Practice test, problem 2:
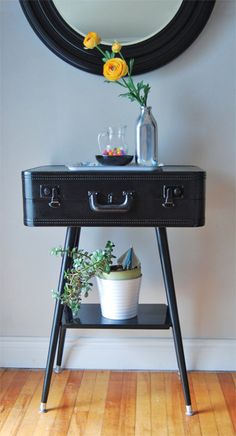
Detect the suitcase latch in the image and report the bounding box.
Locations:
[162,185,183,208]
[40,185,61,208]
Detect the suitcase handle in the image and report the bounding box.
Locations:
[88,191,134,213]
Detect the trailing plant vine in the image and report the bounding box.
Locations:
[51,240,115,314]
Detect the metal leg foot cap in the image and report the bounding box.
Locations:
[54,365,62,374]
[39,402,47,413]
[186,405,194,416]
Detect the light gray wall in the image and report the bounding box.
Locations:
[1,1,235,351]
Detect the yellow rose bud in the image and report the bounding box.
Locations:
[103,58,128,81]
[112,41,122,53]
[83,32,101,49]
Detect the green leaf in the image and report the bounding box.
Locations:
[105,50,112,59]
[119,92,132,98]
[126,77,136,90]
[137,81,144,91]
[129,58,134,75]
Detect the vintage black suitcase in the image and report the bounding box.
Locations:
[22,165,206,227]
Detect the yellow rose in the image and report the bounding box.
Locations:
[83,32,101,49]
[103,58,128,81]
[112,41,122,53]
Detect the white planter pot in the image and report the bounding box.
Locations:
[96,274,142,320]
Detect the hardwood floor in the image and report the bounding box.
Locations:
[0,369,235,435]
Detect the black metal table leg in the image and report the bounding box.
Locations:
[40,226,81,413]
[55,286,78,371]
[155,227,193,416]
[54,327,66,373]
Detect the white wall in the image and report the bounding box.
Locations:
[0,0,235,370]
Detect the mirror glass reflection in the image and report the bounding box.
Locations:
[53,0,183,45]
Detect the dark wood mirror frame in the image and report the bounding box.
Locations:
[19,0,215,75]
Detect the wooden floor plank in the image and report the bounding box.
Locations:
[52,370,84,436]
[191,371,219,436]
[0,370,29,431]
[232,372,236,388]
[14,372,44,436]
[135,372,151,435]
[150,372,168,436]
[0,370,19,404]
[165,372,186,436]
[0,371,42,436]
[206,372,235,436]
[117,372,136,436]
[67,370,97,435]
[82,370,110,436]
[32,370,71,436]
[101,371,123,436]
[0,369,6,378]
[181,373,203,436]
[218,372,236,433]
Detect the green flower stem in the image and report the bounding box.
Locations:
[121,77,144,106]
[113,80,127,88]
[96,45,107,58]
[116,79,142,105]
[119,51,146,105]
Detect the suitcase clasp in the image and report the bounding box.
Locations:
[162,185,183,208]
[40,185,61,208]
[49,187,61,208]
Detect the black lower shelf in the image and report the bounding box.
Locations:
[62,304,171,329]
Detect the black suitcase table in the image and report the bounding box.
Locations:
[22,164,206,415]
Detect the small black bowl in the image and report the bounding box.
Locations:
[96,155,133,166]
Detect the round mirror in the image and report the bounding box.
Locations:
[52,0,183,45]
[19,0,215,75]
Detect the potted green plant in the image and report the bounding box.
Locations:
[96,247,142,320]
[51,242,142,320]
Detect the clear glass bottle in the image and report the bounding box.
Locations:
[135,106,158,166]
